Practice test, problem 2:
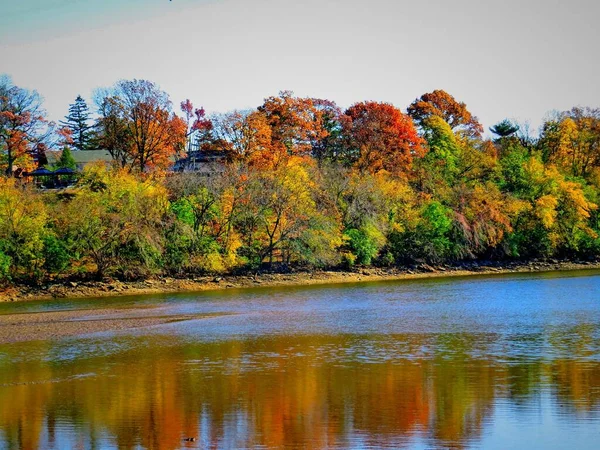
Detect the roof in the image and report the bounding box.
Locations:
[27,167,54,176]
[46,149,114,165]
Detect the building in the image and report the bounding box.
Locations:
[45,149,114,171]
[173,150,227,175]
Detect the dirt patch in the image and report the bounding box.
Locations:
[0,307,218,344]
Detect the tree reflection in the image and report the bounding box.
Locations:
[0,333,599,449]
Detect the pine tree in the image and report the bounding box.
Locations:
[490,119,520,139]
[57,147,77,170]
[60,95,92,151]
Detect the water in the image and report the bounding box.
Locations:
[0,270,599,449]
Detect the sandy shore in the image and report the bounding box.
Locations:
[1,259,600,305]
[0,307,223,344]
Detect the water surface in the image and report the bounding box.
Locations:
[1,270,599,449]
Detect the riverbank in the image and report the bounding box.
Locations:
[2,259,600,303]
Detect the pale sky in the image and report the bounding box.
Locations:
[1,0,599,133]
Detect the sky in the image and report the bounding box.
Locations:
[1,0,599,133]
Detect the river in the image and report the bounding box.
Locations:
[1,270,599,449]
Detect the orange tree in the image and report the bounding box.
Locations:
[342,102,425,179]
[407,89,483,138]
[96,79,187,172]
[0,75,51,176]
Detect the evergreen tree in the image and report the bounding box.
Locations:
[60,95,92,150]
[490,119,519,139]
[57,147,77,170]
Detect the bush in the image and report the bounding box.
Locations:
[344,228,380,265]
[42,234,71,274]
[0,250,11,283]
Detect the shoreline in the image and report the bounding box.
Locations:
[2,260,600,303]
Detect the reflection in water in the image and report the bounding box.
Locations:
[1,271,600,449]
[1,334,599,449]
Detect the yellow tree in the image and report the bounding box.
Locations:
[62,164,170,277]
[238,156,341,266]
[0,178,47,279]
[540,108,600,178]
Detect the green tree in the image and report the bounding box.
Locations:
[56,147,77,170]
[60,95,93,151]
[490,119,519,139]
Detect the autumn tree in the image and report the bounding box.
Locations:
[0,75,51,175]
[342,102,424,178]
[310,99,345,163]
[538,107,600,178]
[257,91,328,161]
[60,95,93,150]
[0,178,48,280]
[63,164,170,277]
[234,157,341,266]
[407,90,483,138]
[180,99,213,151]
[210,110,272,160]
[95,79,187,172]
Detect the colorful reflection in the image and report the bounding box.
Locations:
[1,333,599,449]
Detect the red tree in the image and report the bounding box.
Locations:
[343,102,425,178]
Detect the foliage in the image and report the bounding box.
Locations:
[2,76,600,283]
[408,89,483,138]
[95,79,187,172]
[61,166,169,278]
[56,147,77,170]
[342,102,424,178]
[490,119,519,139]
[59,95,93,151]
[0,76,51,176]
[0,178,47,280]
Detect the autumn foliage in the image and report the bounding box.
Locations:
[408,89,484,138]
[96,79,187,172]
[343,101,425,178]
[2,75,600,282]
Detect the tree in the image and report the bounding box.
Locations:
[56,147,77,170]
[180,99,213,151]
[64,164,170,277]
[0,178,48,279]
[258,91,328,160]
[0,75,51,175]
[234,157,341,266]
[310,99,345,163]
[95,79,187,172]
[60,95,93,150]
[210,110,272,161]
[538,108,600,178]
[407,90,483,138]
[342,102,424,178]
[413,116,462,198]
[490,119,519,139]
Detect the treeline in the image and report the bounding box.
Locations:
[1,75,600,282]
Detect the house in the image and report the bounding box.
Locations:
[173,150,227,175]
[46,149,114,171]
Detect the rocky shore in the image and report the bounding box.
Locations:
[2,259,600,303]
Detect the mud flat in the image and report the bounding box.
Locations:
[1,259,599,304]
